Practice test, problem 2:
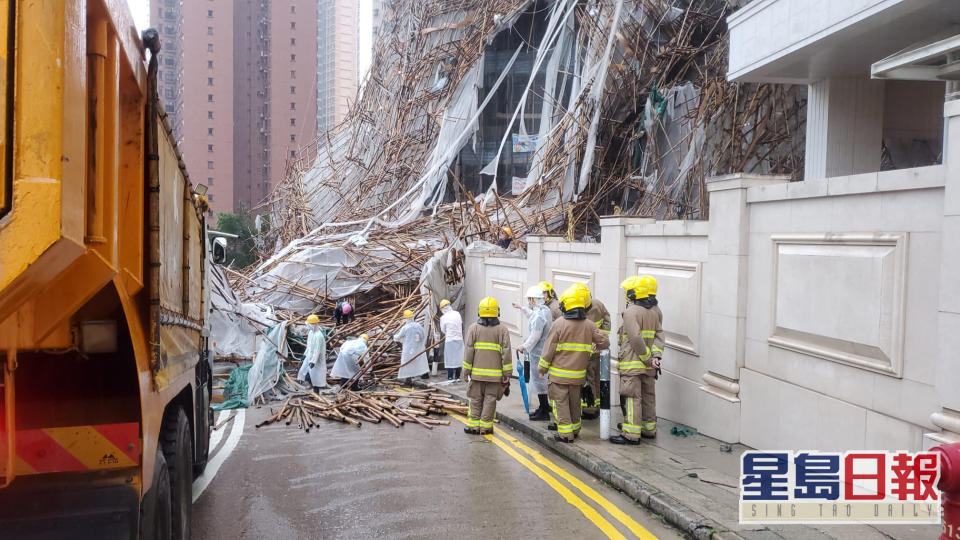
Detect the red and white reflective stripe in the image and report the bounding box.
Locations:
[0,422,140,476]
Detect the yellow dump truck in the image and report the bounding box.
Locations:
[0,1,215,538]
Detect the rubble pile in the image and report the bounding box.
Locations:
[214,0,806,396]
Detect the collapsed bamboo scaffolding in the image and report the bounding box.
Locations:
[255,388,463,432]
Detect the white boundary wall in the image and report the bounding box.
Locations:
[466,157,960,450]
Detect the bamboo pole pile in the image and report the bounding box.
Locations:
[255,388,464,432]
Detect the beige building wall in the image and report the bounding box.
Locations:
[180,0,234,214]
[269,0,319,195]
[317,0,359,132]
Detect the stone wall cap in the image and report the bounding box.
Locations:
[707,173,791,192]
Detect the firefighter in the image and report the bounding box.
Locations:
[462,297,513,435]
[538,280,563,320]
[610,277,660,445]
[538,283,609,443]
[581,295,611,420]
[639,275,664,361]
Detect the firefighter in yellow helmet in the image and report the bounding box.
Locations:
[538,284,609,442]
[639,275,664,361]
[610,277,661,445]
[462,297,513,435]
[538,280,562,320]
[580,284,611,420]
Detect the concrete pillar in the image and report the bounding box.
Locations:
[927,98,960,448]
[805,78,885,180]
[698,173,788,442]
[598,217,629,422]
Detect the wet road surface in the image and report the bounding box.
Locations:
[192,399,683,539]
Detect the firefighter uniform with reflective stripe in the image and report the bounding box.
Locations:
[463,322,512,433]
[618,303,660,440]
[650,303,664,360]
[538,318,610,440]
[582,300,611,416]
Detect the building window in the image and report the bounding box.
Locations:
[207,127,214,135]
[290,134,296,142]
[207,111,213,119]
[290,22,296,30]
[158,71,163,81]
[207,77,213,86]
[208,60,213,69]
[290,5,295,13]
[207,161,214,169]
[164,103,174,113]
[207,9,213,17]
[207,94,213,102]
[290,118,296,126]
[165,88,174,99]
[290,54,296,62]
[208,194,213,203]
[290,86,295,94]
[207,43,213,52]
[207,144,214,152]
[290,150,296,158]
[290,38,295,46]
[165,57,174,66]
[208,177,213,185]
[290,102,295,110]
[207,26,213,36]
[290,70,296,79]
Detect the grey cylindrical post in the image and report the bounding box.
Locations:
[599,350,611,440]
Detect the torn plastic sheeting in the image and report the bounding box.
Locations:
[420,240,466,323]
[246,322,289,405]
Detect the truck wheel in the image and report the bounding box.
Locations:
[193,378,212,477]
[162,408,193,540]
[139,447,172,540]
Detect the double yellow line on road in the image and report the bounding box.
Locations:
[450,413,658,539]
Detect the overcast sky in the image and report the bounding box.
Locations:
[125,0,372,79]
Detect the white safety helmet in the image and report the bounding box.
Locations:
[525,285,544,299]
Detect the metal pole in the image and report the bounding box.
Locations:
[599,350,611,440]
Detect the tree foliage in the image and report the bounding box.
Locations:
[216,209,265,270]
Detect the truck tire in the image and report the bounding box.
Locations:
[162,408,193,540]
[193,372,212,477]
[140,447,172,540]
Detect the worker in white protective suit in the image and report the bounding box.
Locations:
[514,286,553,421]
[297,314,328,392]
[331,334,369,390]
[395,310,429,385]
[438,299,463,382]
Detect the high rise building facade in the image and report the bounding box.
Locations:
[317,0,359,133]
[150,0,320,213]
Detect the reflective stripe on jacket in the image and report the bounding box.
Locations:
[618,303,658,375]
[463,322,512,383]
[538,317,609,385]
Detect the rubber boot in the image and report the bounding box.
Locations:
[529,394,550,421]
[421,373,430,380]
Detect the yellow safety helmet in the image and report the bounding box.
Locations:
[639,275,657,295]
[538,281,554,292]
[306,314,320,325]
[478,297,500,318]
[439,299,451,309]
[620,276,649,301]
[558,283,590,311]
[503,226,513,235]
[403,309,415,319]
[360,333,369,341]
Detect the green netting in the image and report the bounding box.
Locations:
[212,365,251,410]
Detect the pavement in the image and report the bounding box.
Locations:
[191,394,685,539]
[424,374,942,540]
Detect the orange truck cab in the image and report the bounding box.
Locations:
[0,1,214,537]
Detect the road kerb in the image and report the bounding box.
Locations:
[419,382,749,540]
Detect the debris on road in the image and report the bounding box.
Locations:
[255,388,465,432]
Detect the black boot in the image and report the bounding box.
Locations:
[404,377,413,386]
[610,435,641,446]
[528,394,550,421]
[421,373,430,380]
